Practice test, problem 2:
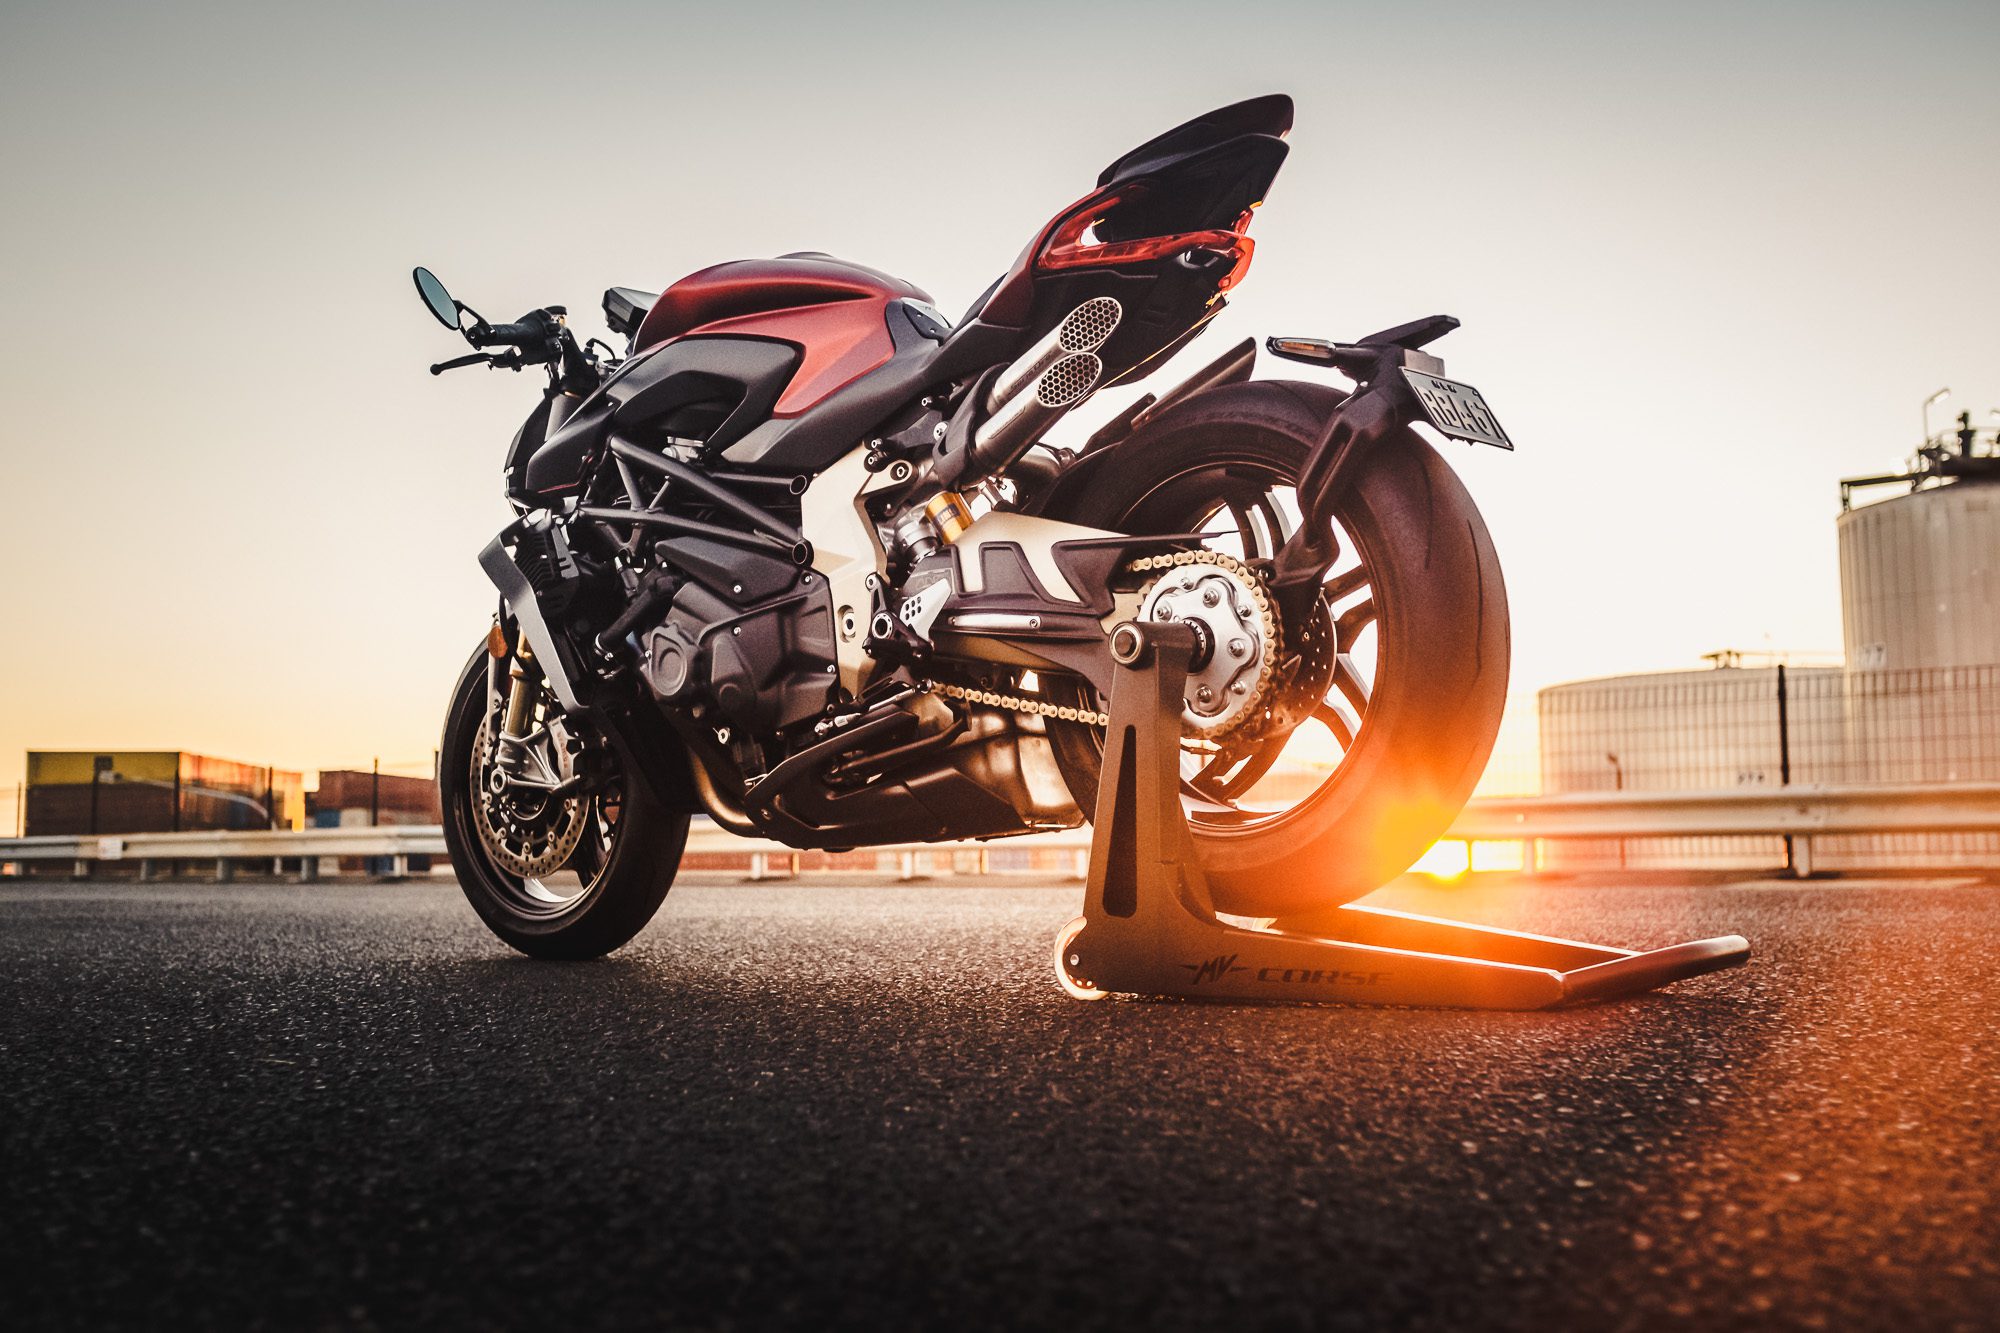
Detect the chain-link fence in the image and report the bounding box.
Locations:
[1537,664,2000,871]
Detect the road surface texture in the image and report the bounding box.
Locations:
[3,872,1995,1331]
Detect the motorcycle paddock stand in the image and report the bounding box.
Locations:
[1053,622,1750,1009]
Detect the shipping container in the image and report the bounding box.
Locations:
[307,769,440,823]
[22,751,304,836]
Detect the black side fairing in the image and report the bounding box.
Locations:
[520,337,801,497]
[504,394,556,500]
[717,298,950,473]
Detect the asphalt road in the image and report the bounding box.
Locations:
[3,871,1995,1331]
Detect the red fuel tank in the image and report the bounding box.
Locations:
[633,255,929,417]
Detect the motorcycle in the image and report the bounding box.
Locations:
[413,94,1513,959]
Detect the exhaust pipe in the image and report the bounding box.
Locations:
[978,351,1102,453]
[935,350,1103,489]
[983,297,1122,412]
[926,300,1116,491]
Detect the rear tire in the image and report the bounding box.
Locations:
[439,646,688,959]
[1046,380,1509,918]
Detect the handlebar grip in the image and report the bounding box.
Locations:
[471,320,544,350]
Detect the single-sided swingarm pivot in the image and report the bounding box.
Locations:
[1054,622,1750,1009]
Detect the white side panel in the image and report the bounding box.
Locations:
[799,447,881,697]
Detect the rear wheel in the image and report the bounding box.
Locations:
[1046,380,1509,917]
[439,644,688,959]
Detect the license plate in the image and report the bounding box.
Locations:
[1403,369,1513,450]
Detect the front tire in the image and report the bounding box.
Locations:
[1046,380,1509,918]
[439,645,688,959]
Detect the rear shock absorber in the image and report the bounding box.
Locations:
[892,490,975,563]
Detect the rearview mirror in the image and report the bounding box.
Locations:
[412,267,463,330]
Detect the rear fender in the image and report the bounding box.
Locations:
[1034,375,1350,526]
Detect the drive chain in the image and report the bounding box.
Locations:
[930,680,1109,728]
[925,549,1280,739]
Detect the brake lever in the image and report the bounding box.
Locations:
[429,351,528,375]
[430,352,491,375]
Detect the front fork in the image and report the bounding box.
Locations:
[488,624,540,780]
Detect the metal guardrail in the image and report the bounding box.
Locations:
[1452,783,2000,837]
[0,822,1081,883]
[0,824,448,881]
[1453,782,2000,876]
[685,825,1096,882]
[4,782,1999,881]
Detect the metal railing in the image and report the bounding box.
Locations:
[0,824,448,882]
[7,782,1999,882]
[1454,781,2000,876]
[0,822,1082,883]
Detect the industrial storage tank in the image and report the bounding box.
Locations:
[1526,420,2000,874]
[1537,666,1843,870]
[1830,433,2000,867]
[1838,480,2000,671]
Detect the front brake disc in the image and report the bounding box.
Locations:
[470,723,590,879]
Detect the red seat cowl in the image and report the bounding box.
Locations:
[633,254,931,351]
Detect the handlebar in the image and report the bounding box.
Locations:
[428,302,598,391]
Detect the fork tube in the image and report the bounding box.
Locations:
[497,638,539,775]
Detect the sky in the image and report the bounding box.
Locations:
[1,0,1997,810]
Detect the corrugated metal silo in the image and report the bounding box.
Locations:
[1839,481,2000,671]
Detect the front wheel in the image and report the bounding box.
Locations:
[1045,379,1509,918]
[439,643,688,959]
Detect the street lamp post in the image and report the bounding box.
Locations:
[1922,387,1950,446]
[1606,752,1626,871]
